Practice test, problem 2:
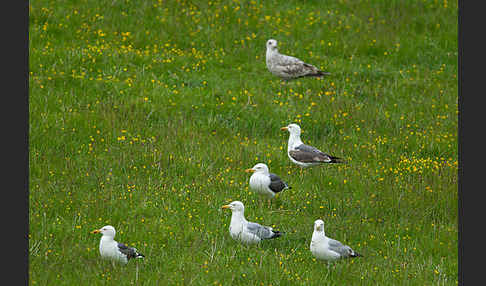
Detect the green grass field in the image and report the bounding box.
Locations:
[29,0,458,285]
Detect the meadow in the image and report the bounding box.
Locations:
[29,0,458,285]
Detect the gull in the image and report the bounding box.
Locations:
[221,201,282,244]
[91,225,145,265]
[245,163,291,200]
[266,39,331,80]
[310,219,362,261]
[281,123,343,167]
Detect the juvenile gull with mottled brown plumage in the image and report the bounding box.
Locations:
[266,39,331,80]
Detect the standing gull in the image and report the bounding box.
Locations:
[91,225,145,265]
[266,39,331,80]
[245,163,291,200]
[310,219,362,261]
[281,123,343,167]
[221,201,282,244]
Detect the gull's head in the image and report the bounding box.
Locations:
[266,39,278,51]
[91,225,116,238]
[281,123,301,136]
[314,219,325,232]
[222,201,245,213]
[245,163,269,174]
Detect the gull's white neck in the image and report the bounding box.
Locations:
[99,235,116,255]
[266,47,278,62]
[100,235,115,244]
[230,210,247,226]
[288,133,303,151]
[312,230,327,243]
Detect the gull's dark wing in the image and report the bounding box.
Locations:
[246,222,282,240]
[289,144,342,163]
[268,173,291,193]
[117,243,145,260]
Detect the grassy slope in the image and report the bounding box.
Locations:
[29,0,457,285]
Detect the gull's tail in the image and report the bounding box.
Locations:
[302,63,331,78]
[135,252,145,259]
[304,70,331,78]
[316,70,331,76]
[284,182,292,190]
[133,248,145,259]
[328,155,344,163]
[269,230,284,239]
[350,251,362,258]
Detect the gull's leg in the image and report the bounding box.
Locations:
[135,261,139,282]
[258,198,264,209]
[280,79,288,97]
[299,167,305,182]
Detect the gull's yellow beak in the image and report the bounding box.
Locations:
[221,205,231,210]
[245,168,255,173]
[90,229,101,234]
[281,126,288,131]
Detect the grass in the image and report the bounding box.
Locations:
[29,0,458,285]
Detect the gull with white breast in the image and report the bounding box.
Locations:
[310,219,362,261]
[281,123,343,167]
[91,225,145,265]
[221,201,283,244]
[245,163,291,200]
